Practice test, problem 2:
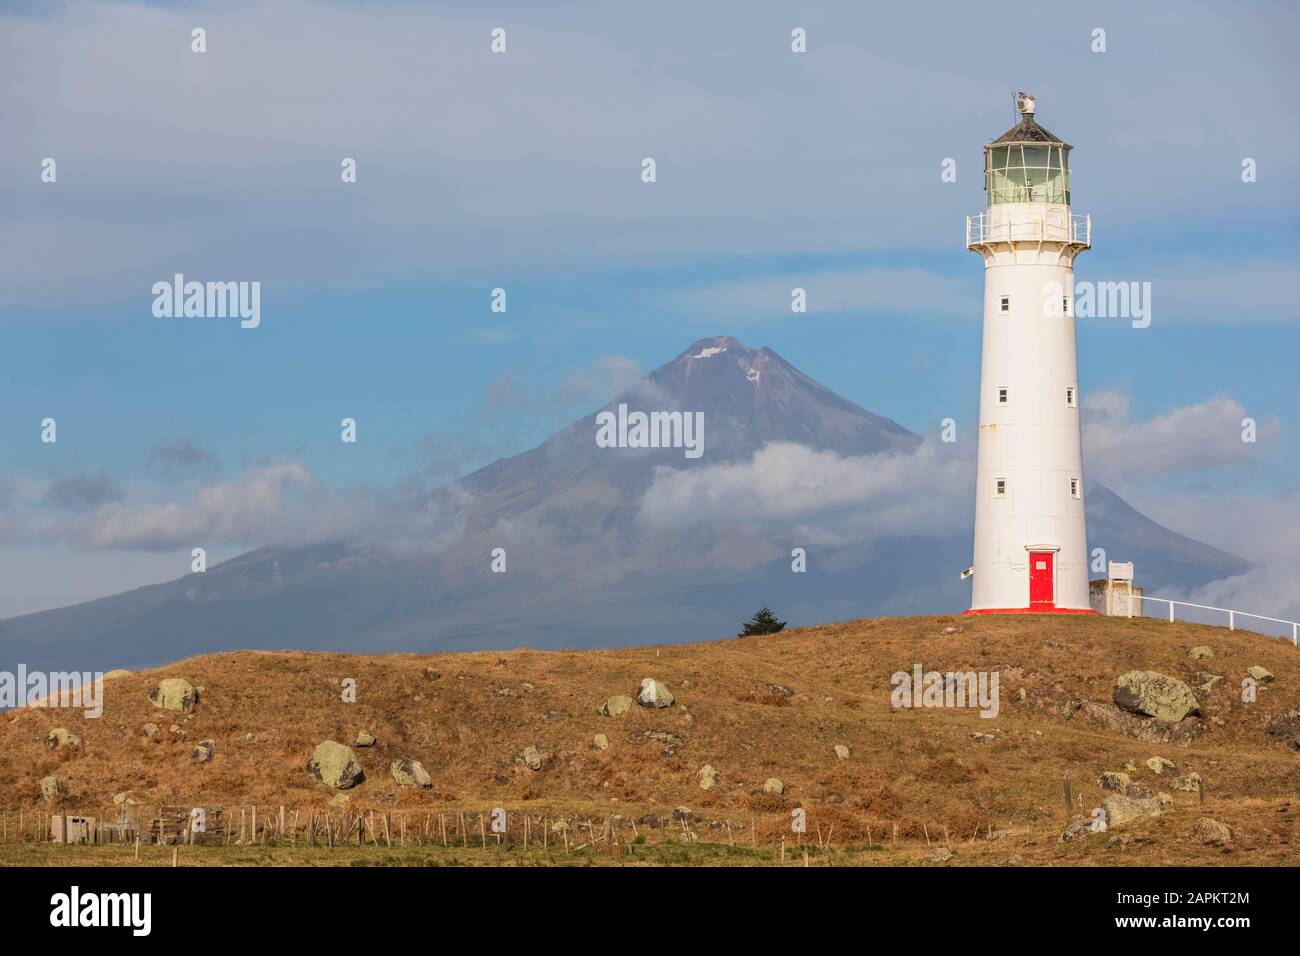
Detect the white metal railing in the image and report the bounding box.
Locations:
[1132,594,1299,646]
[966,210,1091,247]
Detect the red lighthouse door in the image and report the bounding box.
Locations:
[1029,552,1055,610]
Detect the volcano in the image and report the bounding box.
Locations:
[0,337,1251,672]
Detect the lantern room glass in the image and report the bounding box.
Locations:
[984,143,1071,205]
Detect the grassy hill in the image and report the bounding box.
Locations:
[2,614,1297,866]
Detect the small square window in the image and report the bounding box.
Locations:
[999,296,1010,312]
[1066,387,1076,407]
[1070,478,1080,499]
[997,387,1009,405]
[995,478,1007,498]
[1062,296,1070,315]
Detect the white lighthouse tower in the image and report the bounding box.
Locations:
[965,93,1097,615]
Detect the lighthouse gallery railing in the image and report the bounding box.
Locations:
[966,211,1091,247]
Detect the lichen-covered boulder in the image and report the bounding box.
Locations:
[1193,817,1232,846]
[1104,792,1172,827]
[834,744,851,761]
[763,777,784,796]
[1189,646,1214,661]
[1100,771,1131,793]
[46,728,83,751]
[1174,772,1203,792]
[191,739,216,762]
[522,745,544,771]
[307,740,363,789]
[1113,671,1198,722]
[354,731,376,747]
[140,722,160,742]
[390,758,432,788]
[169,724,186,742]
[637,678,675,709]
[113,791,135,806]
[1248,665,1274,684]
[149,678,197,713]
[591,733,609,751]
[40,776,65,801]
[697,764,719,790]
[598,695,633,717]
[1146,756,1175,774]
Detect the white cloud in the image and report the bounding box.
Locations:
[1083,391,1278,484]
[637,441,972,546]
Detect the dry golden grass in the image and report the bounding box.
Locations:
[2,614,1297,866]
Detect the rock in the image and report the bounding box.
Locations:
[1106,834,1130,850]
[673,806,694,823]
[422,667,441,680]
[306,740,364,789]
[148,678,198,713]
[39,776,65,801]
[1198,673,1224,692]
[762,777,784,796]
[1146,756,1175,774]
[970,732,996,744]
[697,764,719,790]
[598,695,633,717]
[637,678,675,709]
[591,733,609,751]
[140,722,160,742]
[1113,671,1199,722]
[1248,666,1274,684]
[354,731,376,747]
[191,739,216,762]
[45,727,83,751]
[942,625,962,634]
[113,791,136,805]
[1104,793,1170,827]
[1174,772,1203,792]
[169,724,186,742]
[102,669,132,680]
[925,847,953,863]
[1265,711,1300,750]
[390,758,432,788]
[522,745,543,771]
[1192,817,1232,846]
[1060,816,1095,843]
[1099,771,1131,793]
[1189,646,1214,661]
[833,744,851,761]
[767,683,795,698]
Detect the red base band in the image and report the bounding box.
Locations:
[962,607,1099,615]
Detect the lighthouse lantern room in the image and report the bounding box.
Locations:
[965,93,1096,614]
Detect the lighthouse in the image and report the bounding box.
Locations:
[965,93,1096,614]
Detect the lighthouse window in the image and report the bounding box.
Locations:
[986,143,1071,206]
[1066,386,1076,407]
[995,478,1007,498]
[1063,296,1070,315]
[999,296,1010,312]
[1070,478,1081,498]
[997,387,1009,405]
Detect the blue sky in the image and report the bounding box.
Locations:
[1,0,1297,616]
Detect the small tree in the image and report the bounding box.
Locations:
[739,606,786,637]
